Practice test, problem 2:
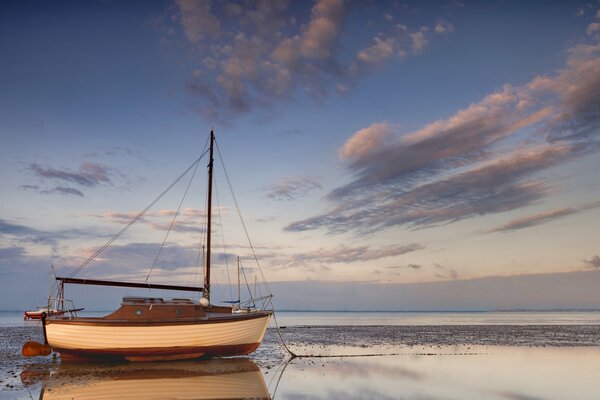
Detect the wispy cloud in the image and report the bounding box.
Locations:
[72,241,236,279]
[434,263,458,280]
[386,263,422,270]
[0,246,27,259]
[434,19,454,35]
[52,186,85,197]
[287,35,600,234]
[355,36,396,66]
[21,184,85,197]
[287,143,581,233]
[91,208,212,234]
[338,122,392,161]
[284,243,424,266]
[0,218,58,248]
[488,200,600,233]
[176,0,221,44]
[30,162,113,187]
[410,27,429,53]
[380,264,423,275]
[583,255,600,269]
[173,0,454,121]
[264,175,322,201]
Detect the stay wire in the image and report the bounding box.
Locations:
[239,261,255,308]
[67,149,209,279]
[214,138,297,357]
[145,154,201,282]
[214,139,273,296]
[214,176,234,301]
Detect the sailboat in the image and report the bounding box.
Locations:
[23,130,273,362]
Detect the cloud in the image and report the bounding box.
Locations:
[286,243,424,266]
[89,242,199,273]
[68,241,237,280]
[489,208,577,233]
[434,263,458,280]
[297,0,346,59]
[180,0,347,120]
[19,184,39,191]
[30,162,113,187]
[434,19,454,34]
[386,263,422,270]
[175,1,454,121]
[587,22,600,36]
[264,175,322,201]
[176,0,221,44]
[92,208,211,234]
[583,255,600,269]
[410,27,429,53]
[330,85,550,201]
[356,36,396,65]
[338,122,392,161]
[287,143,580,233]
[287,36,600,234]
[488,200,600,233]
[54,186,85,197]
[20,184,85,197]
[0,218,58,248]
[0,246,27,259]
[497,391,547,400]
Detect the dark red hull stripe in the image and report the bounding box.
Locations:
[54,342,261,362]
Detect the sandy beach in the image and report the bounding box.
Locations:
[2,323,600,399]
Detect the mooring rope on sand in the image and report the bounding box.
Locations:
[271,312,453,359]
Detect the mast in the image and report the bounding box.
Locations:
[237,256,241,307]
[205,129,215,301]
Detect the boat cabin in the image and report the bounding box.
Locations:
[100,297,232,321]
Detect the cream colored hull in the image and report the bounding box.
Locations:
[46,313,271,361]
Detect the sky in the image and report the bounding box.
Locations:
[1,0,600,311]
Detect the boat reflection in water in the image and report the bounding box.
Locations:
[27,358,270,399]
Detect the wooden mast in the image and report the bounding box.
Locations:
[205,129,215,302]
[237,256,241,307]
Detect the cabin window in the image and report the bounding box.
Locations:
[176,309,182,315]
[135,310,142,316]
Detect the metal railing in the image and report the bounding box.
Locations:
[46,297,81,319]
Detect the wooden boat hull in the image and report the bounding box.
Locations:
[24,310,65,320]
[46,312,271,362]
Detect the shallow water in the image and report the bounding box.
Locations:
[6,344,600,399]
[4,310,600,327]
[271,346,600,399]
[273,310,600,326]
[1,313,599,399]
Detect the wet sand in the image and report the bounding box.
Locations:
[2,325,600,399]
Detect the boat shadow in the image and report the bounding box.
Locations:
[21,357,271,399]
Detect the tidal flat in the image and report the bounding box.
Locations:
[2,324,600,399]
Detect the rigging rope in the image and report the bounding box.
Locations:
[213,138,298,358]
[145,155,201,282]
[67,149,210,279]
[214,176,234,301]
[214,139,274,297]
[239,261,255,308]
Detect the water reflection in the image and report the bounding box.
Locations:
[270,346,600,400]
[22,358,270,399]
[17,346,600,399]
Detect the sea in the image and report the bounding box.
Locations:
[2,309,600,327]
[2,309,600,399]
